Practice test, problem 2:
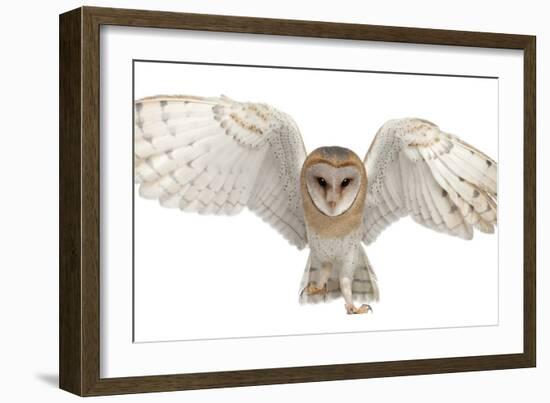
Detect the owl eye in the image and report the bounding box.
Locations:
[341,178,352,187]
[317,177,327,188]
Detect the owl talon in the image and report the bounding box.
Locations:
[305,283,327,296]
[345,303,372,315]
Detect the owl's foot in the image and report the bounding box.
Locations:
[305,283,327,296]
[345,303,372,315]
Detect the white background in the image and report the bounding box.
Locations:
[134,59,500,342]
[0,0,546,402]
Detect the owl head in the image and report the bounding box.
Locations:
[302,146,366,217]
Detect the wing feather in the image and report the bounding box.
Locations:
[135,95,308,249]
[363,118,497,245]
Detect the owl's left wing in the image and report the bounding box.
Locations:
[362,118,497,245]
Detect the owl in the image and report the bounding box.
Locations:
[134,95,497,315]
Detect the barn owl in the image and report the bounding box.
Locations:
[134,95,497,315]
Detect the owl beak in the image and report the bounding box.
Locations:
[328,201,336,210]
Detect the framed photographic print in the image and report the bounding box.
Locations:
[59,6,536,396]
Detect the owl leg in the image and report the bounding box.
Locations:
[305,262,331,296]
[340,258,371,315]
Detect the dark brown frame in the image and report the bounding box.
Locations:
[59,6,536,396]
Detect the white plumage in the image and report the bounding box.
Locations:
[363,118,497,245]
[135,95,308,248]
[134,95,497,315]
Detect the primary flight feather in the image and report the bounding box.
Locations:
[134,94,497,315]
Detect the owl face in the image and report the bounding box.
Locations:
[304,162,362,216]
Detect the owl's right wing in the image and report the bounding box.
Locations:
[135,95,308,249]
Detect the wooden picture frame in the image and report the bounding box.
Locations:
[59,6,536,396]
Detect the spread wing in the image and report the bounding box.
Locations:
[362,118,497,245]
[134,95,308,249]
